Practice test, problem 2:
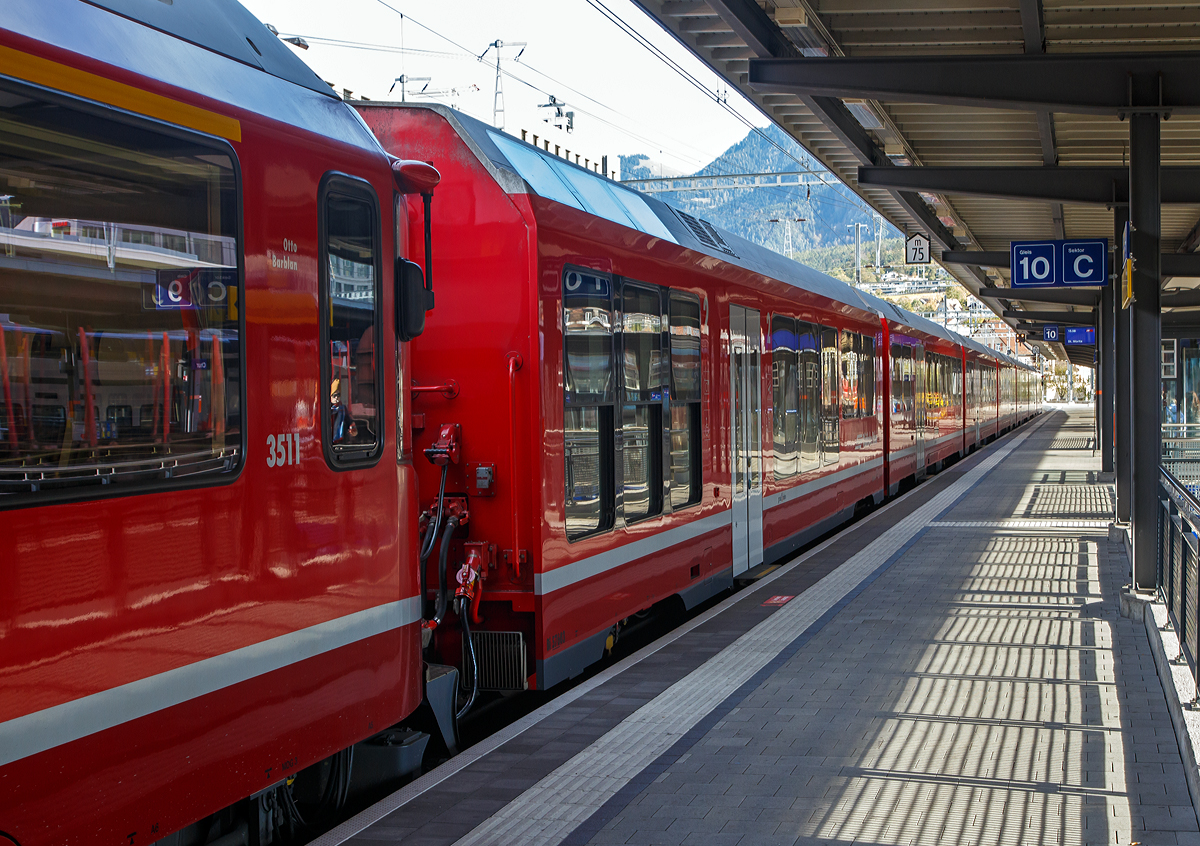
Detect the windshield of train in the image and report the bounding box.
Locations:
[0,86,241,500]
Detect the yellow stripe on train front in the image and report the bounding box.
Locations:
[0,44,242,142]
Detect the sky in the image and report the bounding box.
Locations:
[238,0,773,176]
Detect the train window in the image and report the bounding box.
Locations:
[669,293,701,509]
[563,268,615,539]
[839,332,874,420]
[839,331,858,420]
[891,344,913,430]
[0,88,241,502]
[861,335,876,419]
[620,283,662,522]
[320,177,382,466]
[771,316,799,478]
[820,327,839,464]
[797,323,820,473]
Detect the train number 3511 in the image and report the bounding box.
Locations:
[266,433,301,467]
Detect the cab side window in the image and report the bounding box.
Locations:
[320,177,382,465]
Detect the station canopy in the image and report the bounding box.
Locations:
[632,0,1200,365]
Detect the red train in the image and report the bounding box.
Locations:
[357,103,1039,694]
[0,3,1038,844]
[0,3,444,844]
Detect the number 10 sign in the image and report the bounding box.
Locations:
[1009,239,1108,287]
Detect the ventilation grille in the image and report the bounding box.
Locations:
[671,208,738,258]
[466,630,528,691]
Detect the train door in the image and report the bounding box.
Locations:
[914,344,927,470]
[730,304,763,576]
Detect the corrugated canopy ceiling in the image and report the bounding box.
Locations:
[632,0,1200,364]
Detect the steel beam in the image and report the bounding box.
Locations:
[1163,289,1200,308]
[1101,277,1115,473]
[688,0,997,294]
[945,250,1200,280]
[858,165,1200,204]
[1160,253,1200,277]
[1018,0,1064,237]
[749,52,1200,115]
[1115,207,1132,525]
[1129,75,1161,590]
[976,287,1101,306]
[1002,310,1095,325]
[943,250,1009,267]
[706,0,799,59]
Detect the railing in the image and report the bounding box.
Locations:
[1163,432,1200,496]
[1158,468,1200,694]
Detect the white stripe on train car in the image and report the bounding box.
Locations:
[535,510,733,596]
[0,596,423,768]
[762,456,884,511]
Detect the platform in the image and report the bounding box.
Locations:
[319,409,1198,846]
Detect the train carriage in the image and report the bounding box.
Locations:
[0,3,436,843]
[358,102,1038,699]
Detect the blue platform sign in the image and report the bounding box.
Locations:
[1043,325,1060,343]
[1010,239,1108,287]
[1064,326,1096,345]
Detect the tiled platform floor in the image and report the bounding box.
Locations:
[324,410,1196,846]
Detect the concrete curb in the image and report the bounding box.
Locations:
[1123,588,1200,827]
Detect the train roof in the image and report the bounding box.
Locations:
[3,0,381,150]
[422,105,1027,359]
[81,0,333,98]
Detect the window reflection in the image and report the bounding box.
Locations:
[622,404,653,521]
[669,294,701,509]
[0,92,240,498]
[325,190,379,456]
[772,316,799,478]
[621,284,662,520]
[565,405,605,536]
[564,270,614,538]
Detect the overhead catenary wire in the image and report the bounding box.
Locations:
[288,1,882,247]
[582,0,876,218]
[361,0,858,199]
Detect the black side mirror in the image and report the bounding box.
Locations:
[395,258,433,341]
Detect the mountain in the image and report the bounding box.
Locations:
[621,125,900,257]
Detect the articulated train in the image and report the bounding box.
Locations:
[360,102,1038,695]
[0,3,1038,844]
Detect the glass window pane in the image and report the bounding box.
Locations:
[1184,349,1200,426]
[669,295,701,402]
[565,406,603,538]
[669,402,698,509]
[564,270,613,403]
[552,161,638,229]
[622,404,653,521]
[840,330,858,419]
[487,131,584,211]
[772,316,798,478]
[325,190,380,456]
[622,285,662,403]
[609,184,677,243]
[0,91,240,499]
[820,327,839,463]
[797,324,820,473]
[861,335,875,418]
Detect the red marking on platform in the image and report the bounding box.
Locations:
[762,595,795,607]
